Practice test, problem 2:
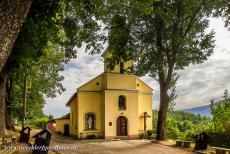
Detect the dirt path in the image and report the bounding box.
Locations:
[50,135,196,154]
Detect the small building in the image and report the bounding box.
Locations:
[57,49,153,139]
[55,113,70,136]
[45,119,56,133]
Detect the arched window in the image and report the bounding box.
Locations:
[118,96,126,110]
[85,113,96,130]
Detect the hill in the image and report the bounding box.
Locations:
[183,105,211,116]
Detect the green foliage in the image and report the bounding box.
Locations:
[152,110,213,140]
[212,0,230,28]
[139,130,155,139]
[210,89,230,133]
[7,0,104,122]
[139,132,148,139]
[25,116,49,129]
[48,115,54,120]
[147,130,155,137]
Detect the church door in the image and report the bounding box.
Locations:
[117,116,127,136]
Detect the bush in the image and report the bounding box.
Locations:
[139,130,155,139]
[139,132,148,139]
[147,130,155,137]
[25,117,49,128]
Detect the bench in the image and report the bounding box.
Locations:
[1,135,17,146]
[12,136,17,144]
[211,147,230,154]
[176,140,183,147]
[183,141,195,148]
[175,140,195,149]
[4,138,12,146]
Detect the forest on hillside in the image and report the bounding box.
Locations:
[141,90,230,148]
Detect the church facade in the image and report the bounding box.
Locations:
[55,50,153,139]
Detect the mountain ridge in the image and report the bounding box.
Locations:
[183,104,211,116]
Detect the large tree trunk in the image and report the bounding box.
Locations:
[156,83,169,140]
[0,0,32,72]
[5,78,14,129]
[0,72,7,138]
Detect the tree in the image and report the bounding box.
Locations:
[0,0,103,137]
[132,0,215,140]
[0,0,32,137]
[1,0,66,133]
[48,115,54,120]
[4,0,73,129]
[0,0,33,72]
[212,0,230,28]
[9,48,65,123]
[210,90,230,133]
[70,0,217,140]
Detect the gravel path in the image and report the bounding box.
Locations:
[50,135,196,154]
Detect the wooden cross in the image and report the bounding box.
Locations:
[143,112,151,131]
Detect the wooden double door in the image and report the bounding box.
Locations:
[117,116,127,136]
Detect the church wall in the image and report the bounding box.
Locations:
[138,93,153,132]
[69,98,78,137]
[77,92,103,138]
[106,73,136,90]
[101,91,105,136]
[136,78,153,93]
[56,119,69,134]
[104,90,139,138]
[78,74,104,91]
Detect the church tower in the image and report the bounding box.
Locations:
[102,49,133,74]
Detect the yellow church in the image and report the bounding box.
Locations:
[55,50,153,139]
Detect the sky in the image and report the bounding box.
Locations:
[43,18,230,118]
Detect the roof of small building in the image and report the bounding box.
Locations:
[55,113,70,120]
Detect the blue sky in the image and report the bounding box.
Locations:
[43,18,230,118]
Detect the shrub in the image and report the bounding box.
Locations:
[139,130,155,139]
[147,130,155,137]
[25,117,49,128]
[139,132,148,139]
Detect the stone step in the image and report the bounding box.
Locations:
[115,136,132,140]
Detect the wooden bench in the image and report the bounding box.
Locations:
[183,141,195,148]
[11,136,17,144]
[4,138,12,146]
[176,140,183,147]
[211,147,230,154]
[175,140,195,149]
